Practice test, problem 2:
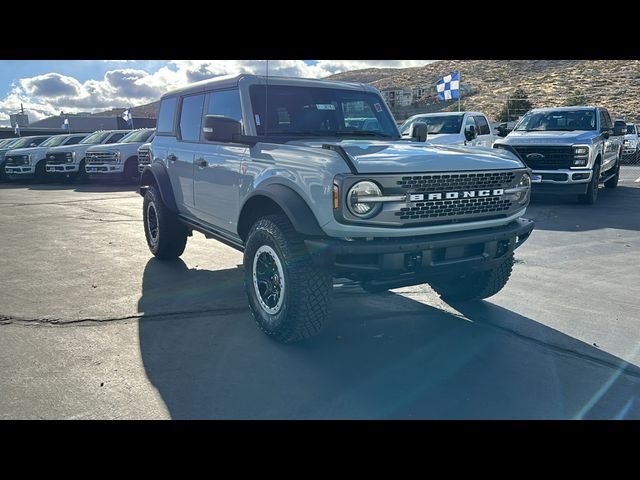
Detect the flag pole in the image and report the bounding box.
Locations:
[458,71,461,112]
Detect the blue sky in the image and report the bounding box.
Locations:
[0,60,431,125]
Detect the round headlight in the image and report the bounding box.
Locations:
[518,173,531,189]
[347,181,382,218]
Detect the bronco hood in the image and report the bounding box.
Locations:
[298,140,524,173]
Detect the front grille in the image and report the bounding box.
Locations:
[397,171,515,193]
[396,196,512,221]
[47,153,68,165]
[510,146,574,169]
[137,149,150,165]
[86,151,117,164]
[5,155,26,166]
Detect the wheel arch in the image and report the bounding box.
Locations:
[238,184,325,241]
[139,162,178,213]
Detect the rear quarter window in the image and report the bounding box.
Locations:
[157,97,178,135]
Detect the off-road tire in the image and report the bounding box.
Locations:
[430,253,514,302]
[243,214,333,343]
[143,186,188,259]
[604,158,620,189]
[578,161,600,205]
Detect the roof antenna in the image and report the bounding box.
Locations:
[265,59,269,137]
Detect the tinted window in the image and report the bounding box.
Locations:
[464,115,477,131]
[106,133,126,144]
[65,135,85,146]
[121,129,154,143]
[80,131,111,144]
[516,110,597,131]
[206,89,243,127]
[157,97,178,134]
[249,85,399,138]
[627,125,637,134]
[400,115,463,135]
[473,115,491,135]
[179,94,205,142]
[599,110,612,129]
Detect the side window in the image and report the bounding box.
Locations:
[106,133,125,144]
[65,136,84,146]
[464,115,477,131]
[473,115,491,135]
[205,89,243,127]
[157,97,178,135]
[599,110,611,129]
[179,94,205,142]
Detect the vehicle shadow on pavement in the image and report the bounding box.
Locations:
[528,185,640,232]
[137,258,640,419]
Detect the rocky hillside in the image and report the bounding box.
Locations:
[328,60,640,122]
[95,60,640,122]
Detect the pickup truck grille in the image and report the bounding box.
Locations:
[86,151,117,164]
[397,171,516,193]
[510,146,574,169]
[137,148,150,165]
[5,155,27,166]
[47,152,69,165]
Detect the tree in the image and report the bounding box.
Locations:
[497,88,534,122]
[563,91,589,106]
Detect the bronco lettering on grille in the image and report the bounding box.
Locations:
[409,189,504,202]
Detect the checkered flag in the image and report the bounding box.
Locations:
[436,71,460,101]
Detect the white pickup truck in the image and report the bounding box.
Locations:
[399,111,495,147]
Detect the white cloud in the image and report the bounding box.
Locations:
[0,60,433,126]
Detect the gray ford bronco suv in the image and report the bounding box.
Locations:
[493,106,624,204]
[139,74,534,342]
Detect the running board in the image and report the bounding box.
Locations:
[178,216,245,252]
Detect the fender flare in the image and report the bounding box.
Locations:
[139,162,178,213]
[240,184,325,237]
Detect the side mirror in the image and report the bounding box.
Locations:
[202,115,242,143]
[464,125,477,141]
[601,128,611,139]
[410,122,428,142]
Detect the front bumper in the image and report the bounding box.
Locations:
[86,164,124,175]
[305,217,534,278]
[46,164,80,173]
[530,168,591,195]
[5,166,35,176]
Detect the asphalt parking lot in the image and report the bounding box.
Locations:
[1,169,639,419]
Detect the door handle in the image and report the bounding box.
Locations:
[167,154,177,162]
[195,158,208,168]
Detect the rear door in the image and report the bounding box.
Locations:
[473,114,494,147]
[193,88,246,232]
[599,109,617,171]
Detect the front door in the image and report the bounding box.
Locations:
[194,88,246,233]
[473,114,495,147]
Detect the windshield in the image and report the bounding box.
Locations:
[120,129,154,143]
[249,85,399,139]
[80,131,113,145]
[627,125,636,135]
[41,135,69,147]
[8,136,49,149]
[515,109,597,131]
[0,138,18,149]
[400,114,464,135]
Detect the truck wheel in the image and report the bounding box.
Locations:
[243,214,333,343]
[124,159,139,184]
[75,160,89,184]
[34,161,47,182]
[604,158,620,189]
[430,254,514,302]
[0,162,7,182]
[143,186,188,259]
[578,162,600,205]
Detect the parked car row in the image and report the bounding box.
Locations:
[399,106,628,205]
[0,128,155,184]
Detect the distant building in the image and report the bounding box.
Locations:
[29,115,156,132]
[380,88,413,108]
[10,113,29,127]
